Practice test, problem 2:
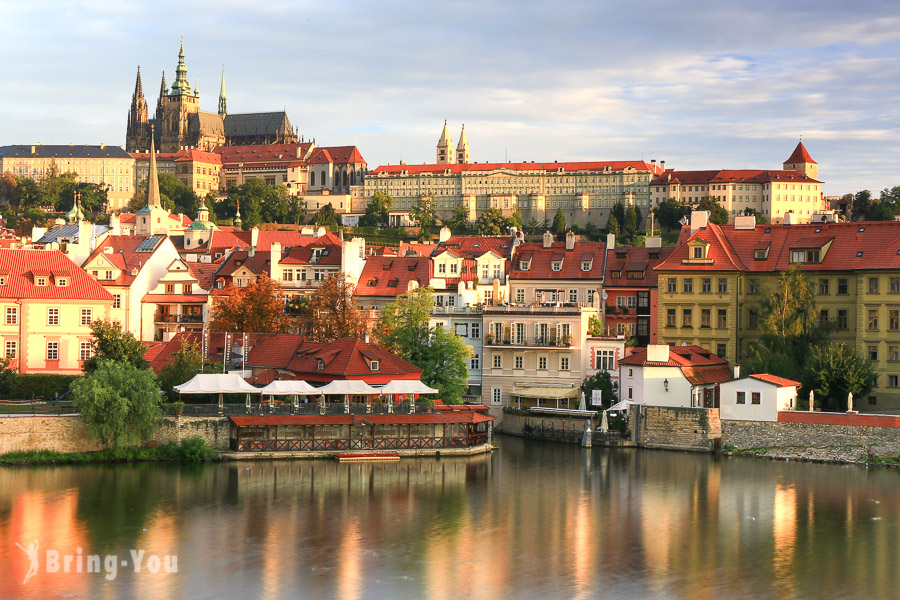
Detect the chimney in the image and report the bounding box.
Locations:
[30,146,36,155]
[100,143,105,150]
[364,331,370,343]
[606,232,615,251]
[250,226,259,249]
[690,210,709,235]
[650,159,656,167]
[542,231,553,248]
[660,160,666,171]
[734,215,756,230]
[646,344,670,363]
[270,241,282,280]
[439,226,452,243]
[733,365,741,379]
[783,211,795,226]
[565,231,575,251]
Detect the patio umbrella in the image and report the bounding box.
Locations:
[600,410,609,433]
[578,391,586,411]
[808,389,814,412]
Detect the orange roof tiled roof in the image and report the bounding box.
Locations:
[372,160,661,176]
[784,141,816,165]
[0,249,112,301]
[432,236,513,259]
[357,256,429,297]
[511,241,606,280]
[619,345,732,386]
[749,374,802,388]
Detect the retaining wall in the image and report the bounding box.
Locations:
[633,405,721,452]
[153,416,231,450]
[723,416,900,449]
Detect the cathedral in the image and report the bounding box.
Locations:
[126,41,297,153]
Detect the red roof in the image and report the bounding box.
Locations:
[749,373,802,388]
[651,168,819,186]
[372,160,661,176]
[397,242,436,257]
[784,141,816,165]
[187,261,221,291]
[604,246,674,288]
[357,256,430,297]
[308,145,366,165]
[282,338,423,382]
[511,241,606,280]
[0,249,113,301]
[433,235,513,259]
[619,345,732,386]
[247,369,296,385]
[229,412,492,427]
[174,149,222,165]
[213,143,313,166]
[84,236,164,286]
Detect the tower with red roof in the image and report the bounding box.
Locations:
[783,140,818,181]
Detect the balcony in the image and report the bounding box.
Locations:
[279,280,325,289]
[484,335,572,348]
[154,313,204,324]
[483,302,594,315]
[432,305,483,315]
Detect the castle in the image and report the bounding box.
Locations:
[126,41,297,153]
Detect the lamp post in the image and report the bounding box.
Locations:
[663,378,669,392]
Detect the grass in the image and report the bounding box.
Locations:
[0,436,218,465]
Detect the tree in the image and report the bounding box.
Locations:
[411,194,438,239]
[315,203,339,229]
[803,343,875,411]
[475,207,509,236]
[653,198,691,231]
[509,210,523,231]
[624,205,639,233]
[581,371,618,410]
[299,272,368,341]
[588,315,603,335]
[582,221,597,241]
[526,216,541,235]
[0,172,17,208]
[83,320,149,374]
[220,178,306,228]
[696,196,729,225]
[361,191,391,227]
[157,337,203,402]
[852,190,872,220]
[376,287,470,404]
[606,212,619,235]
[551,208,566,235]
[447,206,471,234]
[71,360,161,448]
[742,207,769,224]
[866,201,895,221]
[209,272,291,333]
[879,185,900,208]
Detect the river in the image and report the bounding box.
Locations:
[0,437,898,599]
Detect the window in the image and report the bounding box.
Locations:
[838,279,848,295]
[5,340,16,359]
[438,263,446,274]
[701,278,711,293]
[493,354,502,369]
[717,309,727,328]
[79,341,92,361]
[369,360,380,371]
[751,392,761,405]
[113,294,121,309]
[736,391,746,404]
[890,346,898,362]
[701,309,711,328]
[538,356,548,370]
[718,278,727,294]
[868,309,879,330]
[455,323,468,337]
[819,308,829,324]
[450,263,458,274]
[551,261,562,272]
[892,310,899,331]
[682,308,692,327]
[892,277,900,293]
[514,355,523,370]
[105,271,113,281]
[666,309,676,327]
[47,308,59,326]
[716,343,727,358]
[748,279,759,294]
[869,345,878,361]
[470,354,480,370]
[692,246,703,259]
[5,307,16,325]
[748,309,759,329]
[0,277,5,286]
[492,388,502,405]
[471,322,480,339]
[819,279,829,295]
[515,288,525,303]
[165,283,175,294]
[46,342,58,361]
[57,278,68,287]
[519,261,530,271]
[36,277,47,287]
[80,308,92,326]
[560,356,570,371]
[667,278,676,293]
[183,284,192,295]
[683,279,693,293]
[581,261,591,271]
[569,289,578,303]
[889,375,899,388]
[869,396,877,406]
[869,277,879,294]
[316,358,324,370]
[837,309,848,330]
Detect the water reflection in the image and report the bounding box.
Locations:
[0,440,898,599]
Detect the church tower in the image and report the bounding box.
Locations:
[125,66,151,152]
[155,71,167,120]
[160,40,200,152]
[218,66,227,118]
[136,128,172,237]
[436,120,454,164]
[456,124,470,164]
[783,140,818,180]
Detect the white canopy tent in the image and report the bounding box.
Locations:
[174,374,261,413]
[317,380,381,395]
[378,380,439,395]
[259,380,319,396]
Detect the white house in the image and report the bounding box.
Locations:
[719,374,801,422]
[617,344,733,408]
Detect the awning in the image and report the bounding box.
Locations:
[378,380,439,395]
[259,380,320,396]
[173,373,261,394]
[317,380,381,395]
[511,386,580,400]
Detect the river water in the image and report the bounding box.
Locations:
[0,437,898,599]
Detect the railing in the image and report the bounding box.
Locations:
[484,336,572,348]
[483,302,593,314]
[432,306,483,315]
[154,314,204,324]
[231,433,489,452]
[163,402,436,417]
[0,399,76,416]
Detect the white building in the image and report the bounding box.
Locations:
[616,344,732,408]
[719,374,801,422]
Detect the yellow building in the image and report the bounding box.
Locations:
[0,249,113,374]
[0,144,136,211]
[656,213,900,410]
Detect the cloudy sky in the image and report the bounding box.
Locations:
[2,0,899,195]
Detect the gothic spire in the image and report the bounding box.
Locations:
[171,38,192,96]
[147,126,162,209]
[133,66,144,101]
[155,71,167,120]
[126,66,150,153]
[218,66,227,118]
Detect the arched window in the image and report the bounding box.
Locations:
[350,171,355,185]
[322,170,327,186]
[310,171,315,186]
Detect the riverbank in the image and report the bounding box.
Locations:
[0,437,218,465]
[724,443,900,467]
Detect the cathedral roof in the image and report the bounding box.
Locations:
[308,146,366,165]
[223,112,293,138]
[190,112,225,137]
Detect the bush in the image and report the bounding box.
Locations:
[0,437,216,464]
[0,373,79,400]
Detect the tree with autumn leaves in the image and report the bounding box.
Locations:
[209,273,292,333]
[297,273,369,342]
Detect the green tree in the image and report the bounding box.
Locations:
[653,198,690,231]
[314,203,339,229]
[376,287,471,404]
[803,343,875,411]
[447,205,471,234]
[742,207,769,224]
[361,191,391,227]
[852,190,872,220]
[411,194,438,239]
[587,315,603,336]
[606,212,619,235]
[879,185,900,208]
[83,320,149,374]
[209,272,292,333]
[581,371,618,410]
[71,360,161,448]
[624,205,638,233]
[509,210,523,231]
[696,196,729,225]
[475,207,509,236]
[526,216,541,235]
[219,178,305,228]
[551,208,566,235]
[866,201,895,221]
[157,338,203,402]
[582,221,597,241]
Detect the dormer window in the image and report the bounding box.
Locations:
[369,360,380,371]
[56,278,68,287]
[519,261,530,271]
[387,279,398,288]
[790,249,820,264]
[581,261,592,271]
[754,248,769,260]
[317,359,324,370]
[367,278,377,287]
[0,277,6,286]
[692,247,703,259]
[36,277,47,287]
[551,261,562,272]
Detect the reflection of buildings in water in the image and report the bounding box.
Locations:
[772,483,798,598]
[135,512,179,600]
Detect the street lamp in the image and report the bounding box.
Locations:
[663,378,669,392]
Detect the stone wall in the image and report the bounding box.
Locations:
[0,415,102,454]
[722,419,900,449]
[501,413,590,438]
[153,417,232,450]
[633,405,721,452]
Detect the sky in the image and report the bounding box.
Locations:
[2,0,900,196]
